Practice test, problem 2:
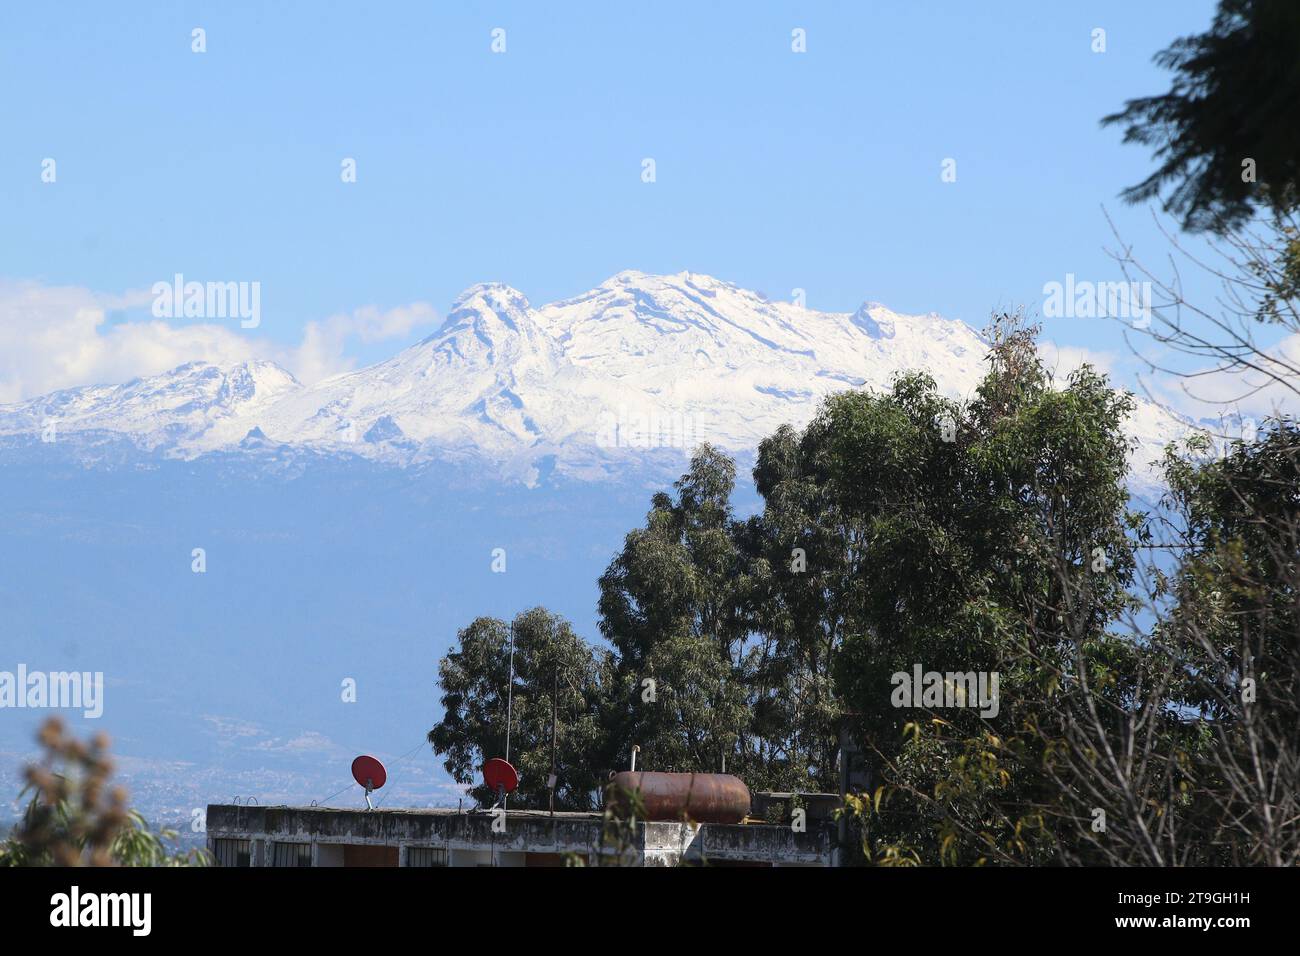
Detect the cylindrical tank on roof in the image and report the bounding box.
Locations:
[608,771,750,824]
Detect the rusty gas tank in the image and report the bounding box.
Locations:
[608,771,751,824]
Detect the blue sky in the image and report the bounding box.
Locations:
[0,1,1222,390]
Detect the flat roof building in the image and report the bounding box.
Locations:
[204,803,834,867]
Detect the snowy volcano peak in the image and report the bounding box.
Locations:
[0,271,1190,484]
[250,280,591,472]
[0,359,302,450]
[535,269,833,380]
[213,360,302,404]
[442,281,534,335]
[424,281,557,371]
[851,302,896,339]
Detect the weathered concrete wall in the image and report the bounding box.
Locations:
[685,820,831,866]
[205,805,834,867]
[207,806,608,866]
[641,820,831,867]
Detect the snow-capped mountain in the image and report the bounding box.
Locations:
[0,359,301,450]
[0,271,1187,484]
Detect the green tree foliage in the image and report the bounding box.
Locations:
[1104,0,1300,230]
[1162,425,1300,719]
[596,446,758,781]
[1024,426,1300,867]
[1155,424,1300,863]
[747,421,872,792]
[428,607,611,810]
[792,314,1140,863]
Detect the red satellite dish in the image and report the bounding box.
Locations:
[352,755,387,789]
[352,755,387,808]
[483,757,519,795]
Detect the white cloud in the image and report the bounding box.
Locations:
[0,279,439,403]
[201,715,341,757]
[253,731,339,755]
[1038,341,1118,381]
[292,302,439,385]
[1141,333,1300,423]
[201,714,269,746]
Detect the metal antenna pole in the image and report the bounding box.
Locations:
[504,620,515,810]
[836,723,849,868]
[549,662,558,816]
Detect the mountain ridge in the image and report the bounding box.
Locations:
[0,270,1188,486]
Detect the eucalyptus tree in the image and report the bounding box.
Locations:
[428,607,611,810]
